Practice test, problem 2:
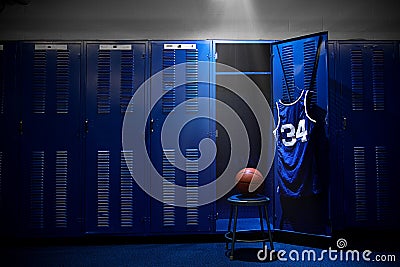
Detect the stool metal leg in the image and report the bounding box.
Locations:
[258,206,266,249]
[226,205,233,249]
[230,205,238,260]
[264,205,274,251]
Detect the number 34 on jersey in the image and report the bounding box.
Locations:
[280,119,308,147]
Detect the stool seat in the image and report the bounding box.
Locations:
[227,194,270,206]
[225,194,274,260]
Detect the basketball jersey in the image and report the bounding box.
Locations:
[273,90,316,198]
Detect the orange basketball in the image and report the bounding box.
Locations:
[235,168,264,195]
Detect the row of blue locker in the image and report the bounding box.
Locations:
[1,36,399,238]
[0,41,218,237]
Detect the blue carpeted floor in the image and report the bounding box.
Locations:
[3,240,399,266]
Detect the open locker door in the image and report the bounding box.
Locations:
[272,32,330,235]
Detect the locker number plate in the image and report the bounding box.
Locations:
[164,44,196,50]
[35,44,68,50]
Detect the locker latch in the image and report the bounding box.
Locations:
[84,119,89,133]
[150,119,154,133]
[19,120,23,135]
[141,216,150,223]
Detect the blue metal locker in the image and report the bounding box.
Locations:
[19,42,83,236]
[0,42,19,236]
[149,41,216,233]
[336,41,400,230]
[85,42,148,234]
[272,33,330,235]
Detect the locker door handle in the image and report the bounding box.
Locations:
[342,117,347,131]
[19,120,23,135]
[84,119,89,133]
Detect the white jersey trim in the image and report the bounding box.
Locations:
[304,90,317,123]
[273,101,281,138]
[278,89,304,106]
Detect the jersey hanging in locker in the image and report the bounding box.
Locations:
[274,89,316,198]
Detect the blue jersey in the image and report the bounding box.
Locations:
[274,90,316,198]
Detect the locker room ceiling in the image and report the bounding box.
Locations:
[0,0,400,40]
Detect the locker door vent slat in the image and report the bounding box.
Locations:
[351,50,364,111]
[56,50,70,114]
[97,50,111,114]
[186,50,199,112]
[281,45,295,102]
[55,151,68,228]
[120,50,135,113]
[33,51,47,114]
[31,151,45,229]
[186,148,199,226]
[163,149,175,227]
[162,50,176,113]
[372,50,385,111]
[353,146,367,222]
[375,146,389,222]
[97,150,110,227]
[120,150,134,227]
[303,40,317,104]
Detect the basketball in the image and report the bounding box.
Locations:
[235,168,264,195]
